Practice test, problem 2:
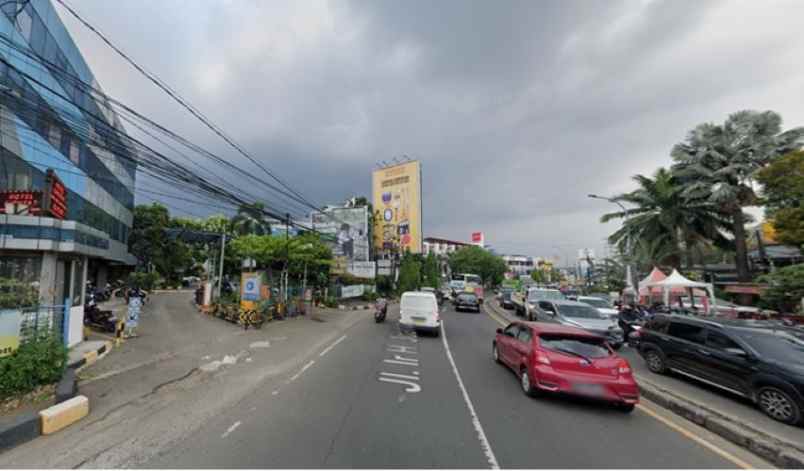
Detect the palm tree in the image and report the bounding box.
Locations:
[231,202,272,236]
[601,167,730,271]
[671,110,804,282]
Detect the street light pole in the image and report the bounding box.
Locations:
[588,194,637,297]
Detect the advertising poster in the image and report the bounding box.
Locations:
[372,161,422,255]
[312,206,370,262]
[0,311,22,357]
[347,261,376,279]
[240,272,261,311]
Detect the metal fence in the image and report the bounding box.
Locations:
[16,305,66,344]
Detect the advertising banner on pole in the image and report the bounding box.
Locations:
[372,161,422,255]
[347,261,376,279]
[312,206,370,262]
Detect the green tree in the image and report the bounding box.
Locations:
[397,253,422,293]
[531,269,546,284]
[758,263,804,313]
[231,202,272,236]
[422,253,441,288]
[601,167,732,270]
[129,203,196,285]
[672,111,804,283]
[448,246,507,287]
[756,151,804,248]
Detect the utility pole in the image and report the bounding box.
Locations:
[216,230,226,299]
[284,213,290,305]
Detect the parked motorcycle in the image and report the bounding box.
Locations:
[83,293,117,333]
[374,298,388,323]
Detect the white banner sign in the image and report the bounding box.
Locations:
[347,261,376,279]
[340,285,365,299]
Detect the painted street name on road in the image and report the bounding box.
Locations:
[378,331,421,392]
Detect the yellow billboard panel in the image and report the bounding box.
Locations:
[372,161,422,255]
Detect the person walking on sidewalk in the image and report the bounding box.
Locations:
[125,285,145,338]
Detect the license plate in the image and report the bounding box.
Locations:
[572,383,605,397]
[412,317,426,325]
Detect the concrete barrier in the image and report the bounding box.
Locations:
[39,395,89,435]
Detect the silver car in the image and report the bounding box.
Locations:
[533,299,624,349]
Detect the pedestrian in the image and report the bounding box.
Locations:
[125,285,144,338]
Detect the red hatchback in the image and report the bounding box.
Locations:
[493,321,639,411]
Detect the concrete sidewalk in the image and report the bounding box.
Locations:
[0,290,370,467]
[484,298,804,467]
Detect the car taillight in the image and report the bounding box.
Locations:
[434,310,440,321]
[618,360,631,375]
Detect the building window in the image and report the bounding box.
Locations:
[0,255,42,307]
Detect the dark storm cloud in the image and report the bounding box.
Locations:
[58,0,804,258]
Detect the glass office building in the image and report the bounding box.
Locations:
[0,0,136,345]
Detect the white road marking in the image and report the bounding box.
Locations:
[319,335,347,357]
[289,360,315,382]
[388,344,417,354]
[379,372,420,380]
[378,376,421,392]
[272,390,279,396]
[384,358,419,366]
[440,320,500,469]
[221,421,241,438]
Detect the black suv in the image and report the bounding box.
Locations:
[638,315,804,425]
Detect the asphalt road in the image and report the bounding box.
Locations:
[142,303,765,469]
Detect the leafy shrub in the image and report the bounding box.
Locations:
[323,297,339,308]
[361,291,379,302]
[758,263,804,313]
[0,278,39,309]
[128,272,160,291]
[0,335,68,399]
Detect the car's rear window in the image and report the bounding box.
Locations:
[457,293,477,301]
[402,296,436,310]
[539,334,611,358]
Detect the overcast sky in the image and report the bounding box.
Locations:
[57,0,804,263]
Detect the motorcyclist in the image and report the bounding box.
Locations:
[618,303,642,340]
[374,298,388,323]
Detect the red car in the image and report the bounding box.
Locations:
[493,321,639,412]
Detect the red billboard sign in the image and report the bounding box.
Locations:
[44,169,67,220]
[0,190,42,215]
[471,232,483,243]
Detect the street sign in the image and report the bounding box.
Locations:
[241,273,261,301]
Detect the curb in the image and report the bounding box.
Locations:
[66,340,112,372]
[636,376,804,468]
[483,299,804,468]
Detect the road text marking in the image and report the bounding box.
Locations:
[441,320,500,469]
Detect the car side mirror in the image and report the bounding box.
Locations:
[496,328,503,334]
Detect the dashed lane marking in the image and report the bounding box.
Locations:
[289,360,315,382]
[441,319,500,469]
[221,421,241,439]
[319,335,347,357]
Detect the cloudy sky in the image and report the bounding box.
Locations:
[57,0,804,262]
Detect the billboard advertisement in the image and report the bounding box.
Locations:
[372,161,422,254]
[312,206,370,262]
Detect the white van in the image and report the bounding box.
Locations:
[399,291,440,336]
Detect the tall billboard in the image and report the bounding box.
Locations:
[372,161,422,255]
[311,206,370,262]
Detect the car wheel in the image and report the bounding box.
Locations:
[757,387,802,425]
[493,343,502,364]
[617,403,635,413]
[520,367,540,398]
[644,349,667,374]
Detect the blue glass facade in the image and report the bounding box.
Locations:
[0,0,136,253]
